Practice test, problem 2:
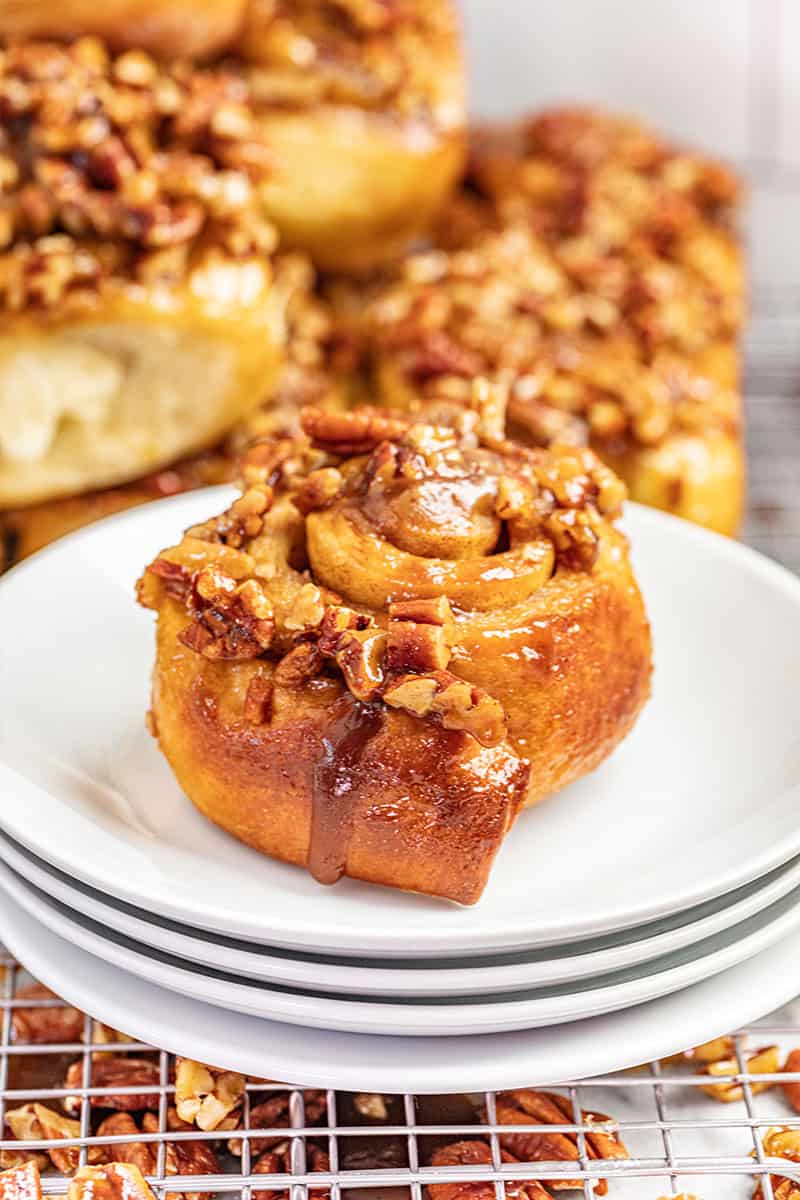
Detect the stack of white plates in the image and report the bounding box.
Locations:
[2,491,800,1088]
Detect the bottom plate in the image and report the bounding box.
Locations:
[5,886,800,1093]
[4,862,800,1037]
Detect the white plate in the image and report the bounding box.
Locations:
[2,492,800,957]
[6,828,800,998]
[5,863,800,1037]
[6,887,800,1092]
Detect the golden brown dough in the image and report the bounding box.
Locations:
[355,107,745,536]
[0,0,247,59]
[239,0,466,271]
[0,38,290,507]
[138,400,651,904]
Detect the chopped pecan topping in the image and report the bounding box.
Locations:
[283,584,328,633]
[386,598,454,674]
[63,1057,160,1115]
[754,1127,800,1199]
[68,1163,155,1200]
[293,468,344,515]
[175,1059,245,1132]
[274,641,325,686]
[251,1141,330,1200]
[333,628,388,701]
[10,982,84,1045]
[180,569,274,660]
[244,673,275,724]
[700,1044,780,1102]
[383,670,506,748]
[428,1141,552,1200]
[0,39,276,312]
[190,486,274,550]
[492,1089,628,1197]
[0,1162,41,1200]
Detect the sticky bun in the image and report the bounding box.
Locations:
[1,256,358,568]
[360,107,745,535]
[138,401,651,904]
[0,1,247,60]
[0,38,289,507]
[238,0,466,272]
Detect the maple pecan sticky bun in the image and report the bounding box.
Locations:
[0,37,290,508]
[137,403,652,904]
[364,106,745,536]
[0,255,360,569]
[235,0,467,272]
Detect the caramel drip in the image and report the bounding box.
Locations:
[308,696,383,886]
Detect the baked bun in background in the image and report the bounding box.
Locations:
[0,0,247,59]
[0,257,361,567]
[138,399,652,903]
[239,0,467,272]
[0,37,291,507]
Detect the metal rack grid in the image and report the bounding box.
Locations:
[3,949,800,1199]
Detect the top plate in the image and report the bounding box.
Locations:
[1,491,800,957]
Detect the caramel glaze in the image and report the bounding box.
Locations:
[309,696,384,886]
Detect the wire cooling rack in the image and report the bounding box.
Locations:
[3,949,800,1199]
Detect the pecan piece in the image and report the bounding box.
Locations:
[68,1164,155,1200]
[10,983,84,1045]
[228,1091,327,1157]
[0,1161,41,1200]
[63,1056,160,1114]
[493,1089,628,1197]
[301,407,411,457]
[5,1104,103,1174]
[428,1141,552,1200]
[244,673,274,724]
[754,1126,800,1199]
[188,485,273,549]
[383,671,506,748]
[273,642,324,687]
[97,1111,220,1200]
[293,468,343,515]
[333,628,387,702]
[781,1048,800,1113]
[174,1059,245,1131]
[386,598,455,674]
[252,1141,330,1200]
[700,1044,779,1102]
[180,569,274,660]
[543,508,600,571]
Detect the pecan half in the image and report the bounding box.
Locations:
[0,1161,41,1200]
[97,1111,220,1200]
[63,1057,160,1114]
[10,983,84,1045]
[252,1141,330,1200]
[700,1044,779,1102]
[492,1089,628,1197]
[428,1141,552,1200]
[174,1059,245,1131]
[228,1091,327,1157]
[68,1164,155,1200]
[301,408,411,456]
[383,671,506,748]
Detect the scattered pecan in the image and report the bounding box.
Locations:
[68,1163,155,1200]
[174,1059,245,1132]
[5,1104,103,1175]
[293,468,344,515]
[781,1048,800,1113]
[353,1093,389,1120]
[228,1091,327,1157]
[0,1161,41,1200]
[251,1140,330,1200]
[97,1111,219,1200]
[301,407,411,457]
[428,1141,552,1200]
[190,487,274,550]
[10,982,84,1045]
[63,1057,160,1115]
[543,508,600,571]
[754,1126,800,1199]
[333,628,388,702]
[143,559,192,603]
[244,673,275,724]
[383,671,506,748]
[700,1044,779,1102]
[492,1089,628,1197]
[274,641,324,687]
